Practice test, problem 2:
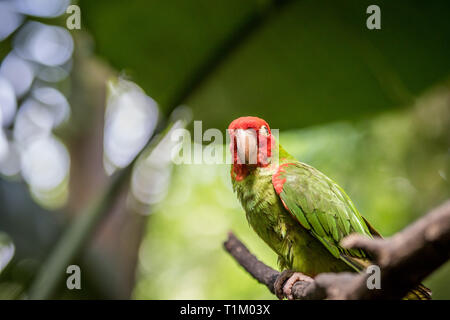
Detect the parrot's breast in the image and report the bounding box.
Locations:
[232,166,286,253]
[232,165,352,276]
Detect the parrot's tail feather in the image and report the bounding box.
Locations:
[404,284,432,300]
[340,254,368,272]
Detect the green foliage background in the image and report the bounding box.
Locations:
[80,0,450,129]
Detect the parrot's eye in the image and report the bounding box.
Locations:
[260,125,269,136]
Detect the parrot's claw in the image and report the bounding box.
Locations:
[274,270,313,300]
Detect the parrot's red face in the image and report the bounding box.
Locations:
[228,116,274,180]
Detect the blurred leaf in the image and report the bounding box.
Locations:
[80,0,450,130]
[0,232,15,274]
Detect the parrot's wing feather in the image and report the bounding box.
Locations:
[272,162,374,271]
[272,163,432,299]
[362,216,383,238]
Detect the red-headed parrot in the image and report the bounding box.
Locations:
[228,116,431,300]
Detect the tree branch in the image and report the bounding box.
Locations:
[223,232,280,294]
[224,200,450,300]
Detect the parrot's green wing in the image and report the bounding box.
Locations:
[271,161,432,299]
[272,162,374,271]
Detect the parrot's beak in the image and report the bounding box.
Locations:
[235,129,258,165]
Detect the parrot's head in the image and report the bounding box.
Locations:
[228,116,275,180]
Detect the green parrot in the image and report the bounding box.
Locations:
[228,116,431,300]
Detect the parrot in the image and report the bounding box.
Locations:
[228,116,431,300]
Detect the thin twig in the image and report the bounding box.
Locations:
[223,232,280,293]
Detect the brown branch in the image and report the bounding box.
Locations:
[223,200,450,300]
[223,232,279,294]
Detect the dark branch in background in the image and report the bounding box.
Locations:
[224,200,450,300]
[28,0,295,299]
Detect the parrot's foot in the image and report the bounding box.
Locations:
[274,270,314,300]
